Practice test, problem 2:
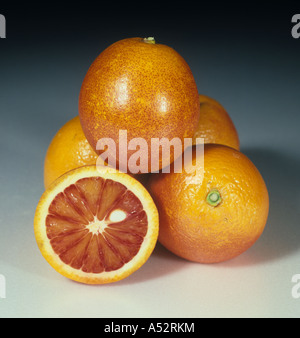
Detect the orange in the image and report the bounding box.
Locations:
[34,165,159,284]
[193,95,240,150]
[79,37,200,173]
[44,116,98,189]
[148,144,269,263]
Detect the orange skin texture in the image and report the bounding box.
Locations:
[44,116,98,189]
[79,37,200,173]
[193,95,240,150]
[148,144,269,263]
[43,116,146,189]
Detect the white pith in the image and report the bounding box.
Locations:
[86,209,127,235]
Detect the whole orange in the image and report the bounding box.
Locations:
[79,37,200,173]
[148,144,269,263]
[193,95,240,150]
[44,116,98,189]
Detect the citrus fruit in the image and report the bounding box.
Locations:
[79,37,200,173]
[193,95,240,150]
[34,165,159,284]
[148,144,269,263]
[44,116,98,189]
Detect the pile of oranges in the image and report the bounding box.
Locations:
[34,37,269,284]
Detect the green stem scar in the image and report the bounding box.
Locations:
[143,37,156,44]
[206,189,222,207]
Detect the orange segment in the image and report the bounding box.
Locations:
[34,166,159,284]
[58,232,92,270]
[108,210,148,237]
[45,214,86,239]
[81,235,105,273]
[63,184,95,223]
[49,229,90,256]
[48,191,88,225]
[76,177,105,216]
[96,179,127,221]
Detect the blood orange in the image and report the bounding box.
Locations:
[148,144,269,263]
[34,166,159,284]
[193,95,240,150]
[44,116,98,189]
[79,37,200,173]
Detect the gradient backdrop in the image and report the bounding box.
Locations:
[0,2,300,318]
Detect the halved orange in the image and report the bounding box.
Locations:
[34,165,159,284]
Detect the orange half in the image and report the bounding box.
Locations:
[34,166,159,284]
